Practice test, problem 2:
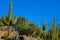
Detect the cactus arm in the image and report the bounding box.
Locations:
[13,17,18,24]
[3,16,9,25]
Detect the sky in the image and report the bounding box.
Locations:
[0,0,60,31]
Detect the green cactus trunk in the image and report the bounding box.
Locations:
[8,26,12,36]
[56,29,58,40]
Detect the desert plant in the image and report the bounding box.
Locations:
[52,17,57,40]
[2,2,17,26]
[41,18,47,40]
[17,25,34,36]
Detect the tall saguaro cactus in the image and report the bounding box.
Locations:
[41,18,46,40]
[3,1,17,26]
[52,17,57,40]
[2,1,17,36]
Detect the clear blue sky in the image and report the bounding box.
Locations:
[0,0,60,31]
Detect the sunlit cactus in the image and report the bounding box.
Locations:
[56,28,58,40]
[2,1,18,36]
[41,18,47,40]
[3,1,17,26]
[52,17,57,40]
[41,18,46,31]
[25,16,29,26]
[0,0,60,40]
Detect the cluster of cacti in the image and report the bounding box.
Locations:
[15,16,29,27]
[0,1,60,40]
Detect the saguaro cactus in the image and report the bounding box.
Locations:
[41,18,47,40]
[2,1,18,36]
[52,17,57,40]
[3,1,17,26]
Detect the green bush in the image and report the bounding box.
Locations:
[17,26,34,35]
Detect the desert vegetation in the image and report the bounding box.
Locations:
[0,1,60,40]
